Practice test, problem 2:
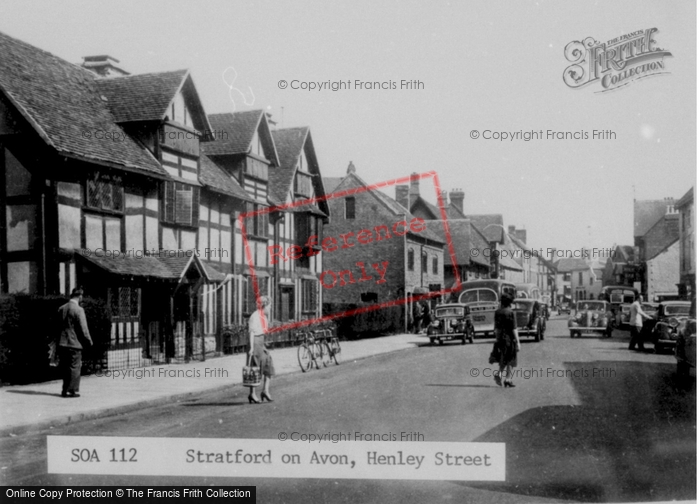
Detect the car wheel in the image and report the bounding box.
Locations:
[654,343,663,354]
[570,330,575,338]
[438,338,444,346]
[461,334,467,345]
[535,323,541,342]
[677,360,690,378]
[429,338,435,346]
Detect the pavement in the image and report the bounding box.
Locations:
[0,333,426,437]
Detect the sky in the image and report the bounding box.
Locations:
[0,0,695,253]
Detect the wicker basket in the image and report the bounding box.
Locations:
[242,355,261,387]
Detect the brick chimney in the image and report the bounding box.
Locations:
[409,172,420,196]
[81,55,129,77]
[439,190,448,209]
[449,189,465,214]
[347,161,356,174]
[508,225,516,235]
[515,229,527,244]
[396,185,409,210]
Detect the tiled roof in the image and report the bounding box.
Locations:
[199,155,252,201]
[634,199,670,237]
[203,110,279,165]
[466,214,504,243]
[614,245,635,262]
[446,203,466,220]
[323,177,344,193]
[0,30,166,177]
[410,194,442,220]
[95,70,187,122]
[79,250,228,282]
[676,187,694,208]
[425,220,489,267]
[79,253,181,279]
[269,127,308,203]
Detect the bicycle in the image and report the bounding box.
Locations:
[321,329,341,366]
[296,329,340,371]
[296,331,323,372]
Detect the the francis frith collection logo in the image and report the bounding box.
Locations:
[563,28,672,93]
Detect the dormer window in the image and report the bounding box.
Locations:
[294,171,313,198]
[251,129,265,159]
[170,91,189,127]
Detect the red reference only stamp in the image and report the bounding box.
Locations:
[239,171,460,332]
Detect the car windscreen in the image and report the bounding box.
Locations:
[665,305,690,316]
[435,307,464,317]
[577,302,606,311]
[459,289,498,304]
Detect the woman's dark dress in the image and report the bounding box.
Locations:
[494,307,518,367]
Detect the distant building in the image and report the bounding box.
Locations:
[676,187,695,301]
[601,245,636,286]
[322,163,444,310]
[645,239,680,302]
[555,257,605,301]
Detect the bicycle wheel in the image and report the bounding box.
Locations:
[320,341,332,367]
[312,342,322,369]
[330,338,341,365]
[297,344,312,372]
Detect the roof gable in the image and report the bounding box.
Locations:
[634,199,671,237]
[95,70,211,133]
[203,110,279,165]
[465,214,504,243]
[0,30,166,177]
[268,127,329,218]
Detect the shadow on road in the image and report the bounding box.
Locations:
[5,389,63,397]
[469,360,696,502]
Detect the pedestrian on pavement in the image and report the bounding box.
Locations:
[412,300,422,334]
[493,294,520,388]
[628,294,652,351]
[421,300,432,332]
[56,288,92,398]
[247,295,275,403]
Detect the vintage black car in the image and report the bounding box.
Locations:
[426,303,475,345]
[512,299,545,342]
[568,300,613,338]
[647,301,692,353]
[675,318,696,379]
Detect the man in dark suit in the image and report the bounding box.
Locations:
[57,288,92,398]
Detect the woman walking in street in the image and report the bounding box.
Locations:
[248,296,275,403]
[494,294,521,388]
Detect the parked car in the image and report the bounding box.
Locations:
[512,299,545,342]
[675,318,696,378]
[648,301,692,353]
[426,303,475,345]
[568,300,613,338]
[641,302,658,318]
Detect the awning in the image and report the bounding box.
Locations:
[78,249,217,282]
